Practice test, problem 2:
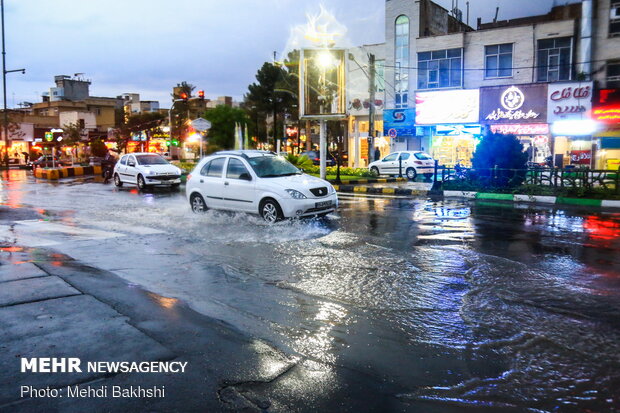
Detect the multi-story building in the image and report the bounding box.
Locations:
[364,0,620,169]
[120,93,160,115]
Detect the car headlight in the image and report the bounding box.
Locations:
[147,169,155,175]
[176,168,182,175]
[285,189,307,199]
[328,185,336,194]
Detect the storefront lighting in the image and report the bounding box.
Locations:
[551,120,598,136]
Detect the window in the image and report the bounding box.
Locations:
[399,153,410,160]
[383,153,399,162]
[128,156,136,165]
[537,37,572,82]
[375,60,385,93]
[120,155,127,165]
[201,157,225,177]
[485,44,513,78]
[417,48,462,89]
[414,153,432,160]
[607,60,620,88]
[394,15,409,108]
[611,2,620,36]
[227,158,250,180]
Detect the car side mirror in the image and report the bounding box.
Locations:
[128,161,135,167]
[299,168,305,173]
[239,172,252,181]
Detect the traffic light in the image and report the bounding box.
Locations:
[198,90,205,100]
[180,92,188,101]
[171,139,179,147]
[165,140,171,147]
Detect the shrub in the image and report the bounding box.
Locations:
[471,132,528,188]
[285,154,313,170]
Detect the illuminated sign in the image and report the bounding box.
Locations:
[547,82,592,122]
[415,89,479,125]
[481,84,547,124]
[592,106,620,123]
[490,124,549,135]
[435,124,482,136]
[286,127,298,137]
[570,150,591,165]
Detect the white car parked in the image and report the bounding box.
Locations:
[113,153,182,189]
[186,150,338,223]
[368,151,435,180]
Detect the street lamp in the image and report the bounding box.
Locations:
[1,0,25,169]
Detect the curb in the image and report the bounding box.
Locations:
[34,166,102,180]
[443,190,620,208]
[333,184,428,197]
[334,186,620,208]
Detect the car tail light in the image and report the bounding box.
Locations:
[314,158,319,161]
[415,161,423,165]
[187,174,192,181]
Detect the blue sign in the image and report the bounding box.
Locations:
[383,109,416,137]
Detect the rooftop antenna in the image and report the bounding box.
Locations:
[466,1,470,26]
[493,6,500,23]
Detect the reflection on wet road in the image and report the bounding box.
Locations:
[2,170,620,412]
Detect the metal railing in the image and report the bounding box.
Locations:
[432,161,620,195]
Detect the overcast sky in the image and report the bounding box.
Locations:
[5,0,578,108]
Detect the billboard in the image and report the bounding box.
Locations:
[480,84,547,124]
[415,89,479,125]
[299,48,347,119]
[383,109,416,138]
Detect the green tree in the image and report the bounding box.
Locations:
[90,139,108,157]
[471,132,528,187]
[115,112,165,152]
[171,81,196,143]
[203,105,247,151]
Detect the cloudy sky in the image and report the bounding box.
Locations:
[5,0,577,108]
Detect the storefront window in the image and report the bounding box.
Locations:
[431,134,477,167]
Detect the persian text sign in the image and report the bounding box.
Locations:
[570,150,591,165]
[547,82,592,122]
[592,106,620,123]
[415,89,479,125]
[490,123,550,135]
[481,84,547,124]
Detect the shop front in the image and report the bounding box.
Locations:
[415,89,480,167]
[547,82,594,167]
[592,88,620,170]
[480,83,550,165]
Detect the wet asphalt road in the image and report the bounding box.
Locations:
[1,170,620,412]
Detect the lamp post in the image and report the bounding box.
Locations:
[168,98,185,158]
[1,0,25,169]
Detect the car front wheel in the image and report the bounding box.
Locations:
[260,199,283,223]
[113,173,123,187]
[137,174,148,190]
[370,166,379,176]
[190,193,207,213]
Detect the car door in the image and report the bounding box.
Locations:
[398,152,412,175]
[198,157,226,208]
[379,152,399,175]
[221,157,256,212]
[125,155,139,183]
[116,155,129,183]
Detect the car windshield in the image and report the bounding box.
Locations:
[247,155,300,178]
[136,155,168,165]
[414,152,433,160]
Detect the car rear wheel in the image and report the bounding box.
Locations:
[260,199,283,223]
[190,193,207,213]
[406,167,417,180]
[113,173,123,187]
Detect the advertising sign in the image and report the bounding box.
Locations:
[592,89,620,124]
[490,123,550,135]
[383,109,416,137]
[299,48,347,119]
[570,150,592,165]
[480,84,547,124]
[547,82,592,122]
[415,90,479,125]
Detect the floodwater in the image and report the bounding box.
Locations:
[1,169,620,412]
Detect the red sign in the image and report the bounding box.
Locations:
[570,150,591,165]
[285,127,298,137]
[490,123,549,135]
[592,106,620,123]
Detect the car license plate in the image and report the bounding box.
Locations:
[315,200,332,208]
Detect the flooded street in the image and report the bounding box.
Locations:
[2,170,620,412]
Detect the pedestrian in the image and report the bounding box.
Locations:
[374,147,381,162]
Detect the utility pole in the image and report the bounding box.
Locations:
[367,53,376,163]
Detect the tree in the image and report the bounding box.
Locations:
[115,112,165,152]
[244,60,297,146]
[202,105,247,151]
[471,132,528,187]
